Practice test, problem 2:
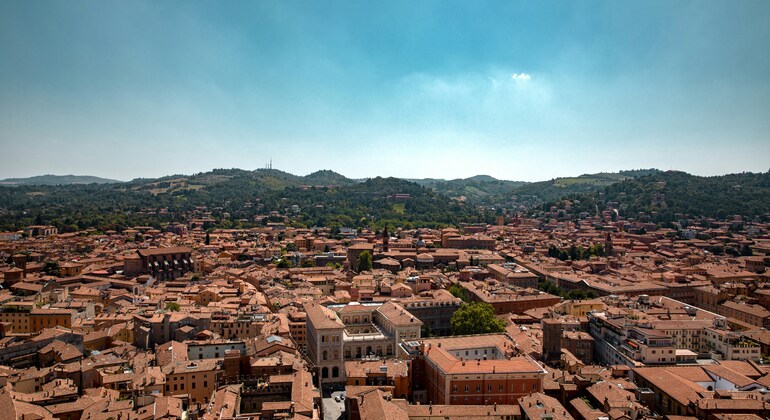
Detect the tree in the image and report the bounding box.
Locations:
[42,261,60,277]
[448,284,471,303]
[450,302,505,336]
[357,250,372,273]
[165,302,181,312]
[276,259,292,269]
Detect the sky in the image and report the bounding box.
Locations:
[1,1,769,182]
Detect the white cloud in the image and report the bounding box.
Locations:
[511,73,531,81]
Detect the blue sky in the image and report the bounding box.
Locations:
[1,1,769,181]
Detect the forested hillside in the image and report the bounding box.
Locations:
[0,170,476,232]
[601,171,770,220]
[506,169,659,205]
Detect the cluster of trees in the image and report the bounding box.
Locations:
[356,251,372,273]
[448,284,471,302]
[547,244,605,261]
[450,302,505,336]
[538,280,598,300]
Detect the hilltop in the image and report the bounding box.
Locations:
[407,175,528,204]
[505,169,660,206]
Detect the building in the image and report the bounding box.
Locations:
[287,310,307,350]
[459,280,562,315]
[186,339,246,360]
[304,302,345,384]
[417,334,546,405]
[161,359,222,405]
[305,300,422,384]
[30,309,77,333]
[397,291,462,337]
[123,246,193,280]
[347,243,375,272]
[345,359,411,399]
[487,263,539,288]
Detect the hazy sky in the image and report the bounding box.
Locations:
[1,1,769,182]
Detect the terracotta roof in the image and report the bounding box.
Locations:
[137,246,192,257]
[376,301,421,327]
[304,303,344,330]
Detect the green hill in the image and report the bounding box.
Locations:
[406,175,528,204]
[0,169,475,232]
[601,171,770,220]
[302,170,357,186]
[506,169,660,206]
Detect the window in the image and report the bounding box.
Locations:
[476,385,480,392]
[204,381,208,387]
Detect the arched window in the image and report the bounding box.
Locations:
[332,366,339,378]
[322,350,328,361]
[322,367,328,378]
